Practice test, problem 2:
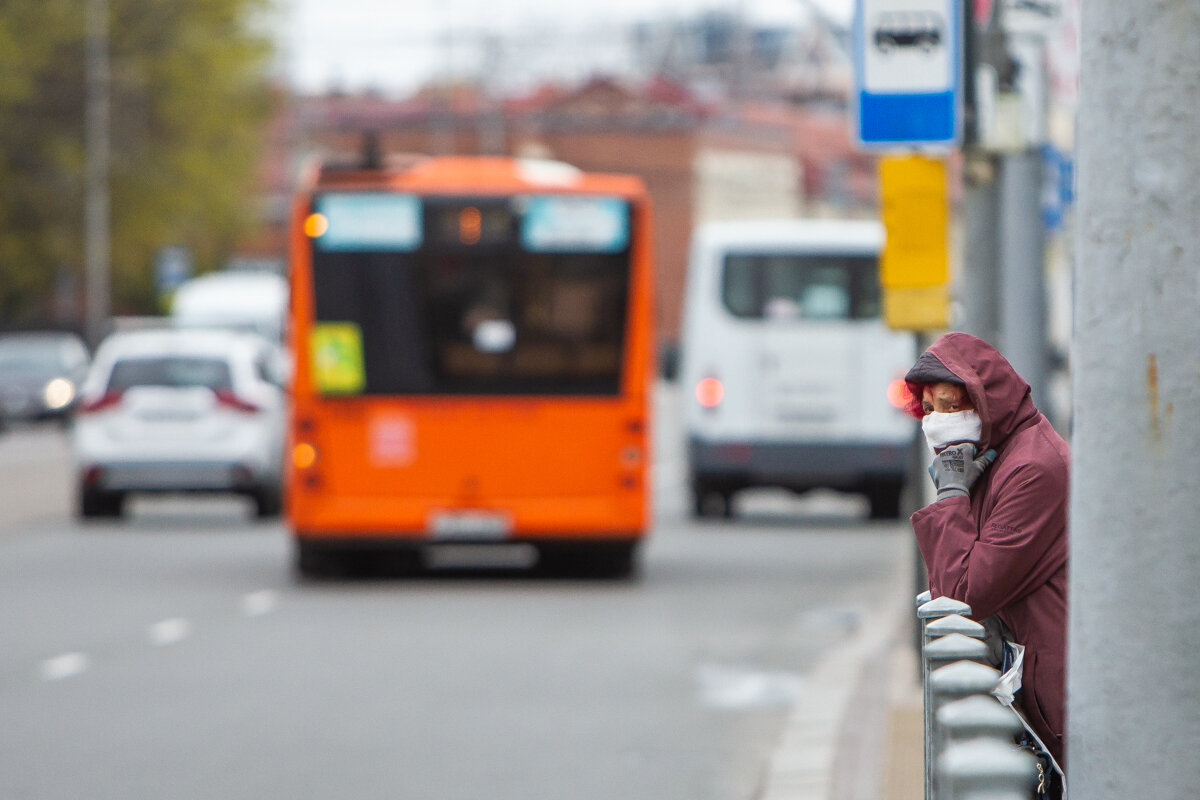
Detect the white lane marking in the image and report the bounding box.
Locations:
[240,589,279,617]
[40,652,89,681]
[695,663,806,710]
[147,618,192,646]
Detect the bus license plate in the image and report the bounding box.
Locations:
[428,511,513,541]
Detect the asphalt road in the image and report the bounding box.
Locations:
[0,395,910,800]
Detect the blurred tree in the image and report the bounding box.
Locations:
[0,0,275,325]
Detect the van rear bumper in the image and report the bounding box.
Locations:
[687,437,908,490]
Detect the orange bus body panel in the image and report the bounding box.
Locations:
[285,156,655,545]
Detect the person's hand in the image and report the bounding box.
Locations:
[928,443,997,500]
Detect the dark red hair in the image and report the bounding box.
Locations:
[902,381,926,420]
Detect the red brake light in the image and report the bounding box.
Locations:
[214,388,261,413]
[79,391,123,414]
[696,377,724,409]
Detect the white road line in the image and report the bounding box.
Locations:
[240,589,279,617]
[147,617,192,646]
[40,652,89,681]
[695,663,806,710]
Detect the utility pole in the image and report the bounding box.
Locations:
[1070,1,1200,796]
[996,26,1048,407]
[997,144,1045,403]
[957,0,1003,347]
[84,0,111,347]
[960,0,1052,408]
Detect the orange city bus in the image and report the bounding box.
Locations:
[285,154,655,577]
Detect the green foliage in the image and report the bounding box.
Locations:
[0,0,276,325]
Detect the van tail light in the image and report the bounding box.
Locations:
[79,391,124,414]
[213,389,261,414]
[695,376,724,409]
[886,378,915,411]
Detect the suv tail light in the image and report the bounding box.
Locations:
[213,389,261,414]
[79,391,124,414]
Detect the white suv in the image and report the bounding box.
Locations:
[72,328,286,519]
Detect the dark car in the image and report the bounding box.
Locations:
[0,332,90,424]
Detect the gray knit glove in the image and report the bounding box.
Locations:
[928,443,997,500]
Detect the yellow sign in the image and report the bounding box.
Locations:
[884,286,949,330]
[879,155,949,330]
[310,322,366,394]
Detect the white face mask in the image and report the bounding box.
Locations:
[922,410,982,454]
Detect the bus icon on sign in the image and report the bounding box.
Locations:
[873,11,944,53]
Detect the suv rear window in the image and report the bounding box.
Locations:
[107,357,233,392]
[721,253,881,321]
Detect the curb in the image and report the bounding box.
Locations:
[758,586,913,800]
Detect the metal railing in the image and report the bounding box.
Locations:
[916,592,1039,800]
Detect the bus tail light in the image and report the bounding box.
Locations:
[293,442,318,470]
[696,376,724,409]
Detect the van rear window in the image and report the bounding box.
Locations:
[721,253,881,321]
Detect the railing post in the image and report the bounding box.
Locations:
[929,661,1002,800]
[939,738,1036,800]
[937,695,1022,744]
[917,596,972,800]
[925,614,986,642]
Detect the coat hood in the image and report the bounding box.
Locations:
[904,332,1039,451]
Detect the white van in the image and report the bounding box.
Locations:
[170,271,288,345]
[678,219,918,519]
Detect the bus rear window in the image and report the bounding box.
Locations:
[721,253,881,321]
[309,195,631,396]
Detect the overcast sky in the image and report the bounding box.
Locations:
[275,0,855,96]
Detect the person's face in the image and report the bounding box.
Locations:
[921,382,973,415]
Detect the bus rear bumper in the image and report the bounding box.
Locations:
[291,534,643,578]
[686,436,908,492]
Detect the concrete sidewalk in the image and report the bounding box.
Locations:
[758,593,924,800]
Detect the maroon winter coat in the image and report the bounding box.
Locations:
[907,333,1070,766]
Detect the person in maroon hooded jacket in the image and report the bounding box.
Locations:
[904,332,1070,770]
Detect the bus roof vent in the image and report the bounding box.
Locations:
[516,158,583,187]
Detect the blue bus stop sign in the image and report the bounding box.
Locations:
[853,0,960,148]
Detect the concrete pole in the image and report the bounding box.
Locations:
[1070,1,1200,796]
[84,0,111,347]
[956,0,1002,346]
[959,154,1000,346]
[997,149,1046,406]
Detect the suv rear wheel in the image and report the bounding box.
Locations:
[78,486,125,519]
[252,484,283,518]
